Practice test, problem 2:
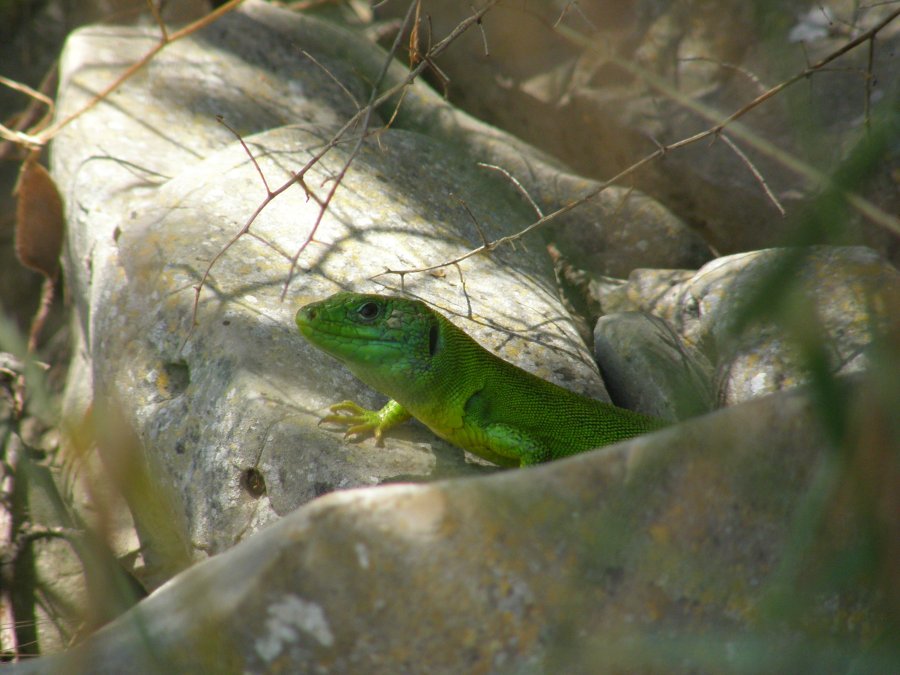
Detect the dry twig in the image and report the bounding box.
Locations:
[378,7,899,281]
[183,0,500,338]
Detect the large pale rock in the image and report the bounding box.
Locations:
[49,1,696,580]
[9,379,895,673]
[305,4,710,279]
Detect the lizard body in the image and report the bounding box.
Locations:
[296,292,665,467]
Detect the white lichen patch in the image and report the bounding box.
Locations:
[354,542,370,570]
[254,595,335,662]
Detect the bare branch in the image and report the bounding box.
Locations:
[185,0,500,337]
[146,0,169,42]
[864,34,875,134]
[452,195,490,247]
[377,8,898,283]
[33,0,246,145]
[471,4,490,56]
[217,115,274,195]
[715,8,900,131]
[279,0,424,300]
[552,9,900,233]
[278,0,500,296]
[719,134,786,217]
[476,162,544,218]
[300,49,362,110]
[677,56,769,95]
[0,75,54,109]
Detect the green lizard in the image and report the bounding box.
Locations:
[296,292,666,467]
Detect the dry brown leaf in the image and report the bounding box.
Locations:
[14,154,64,280]
[409,0,423,67]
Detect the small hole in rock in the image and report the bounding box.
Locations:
[159,361,190,398]
[240,467,267,498]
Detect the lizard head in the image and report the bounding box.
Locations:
[296,292,441,390]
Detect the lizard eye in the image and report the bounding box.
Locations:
[356,301,382,322]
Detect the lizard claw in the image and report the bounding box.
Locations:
[319,400,382,444]
[317,399,409,447]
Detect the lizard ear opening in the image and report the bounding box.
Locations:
[428,321,439,357]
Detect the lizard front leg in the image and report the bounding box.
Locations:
[320,399,411,446]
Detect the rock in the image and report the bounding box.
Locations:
[373,1,900,265]
[7,0,894,667]
[591,268,695,321]
[52,1,674,578]
[590,246,900,406]
[334,4,712,278]
[8,378,895,673]
[548,193,713,279]
[594,311,715,420]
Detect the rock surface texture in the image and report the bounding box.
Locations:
[594,247,900,406]
[26,0,897,671]
[51,1,710,575]
[374,1,900,265]
[11,383,896,673]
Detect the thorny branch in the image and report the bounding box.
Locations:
[718,134,786,217]
[3,0,895,338]
[184,0,500,338]
[379,6,899,280]
[552,7,900,233]
[0,0,246,151]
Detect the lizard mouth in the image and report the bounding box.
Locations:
[296,309,401,352]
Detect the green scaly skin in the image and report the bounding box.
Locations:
[296,292,667,467]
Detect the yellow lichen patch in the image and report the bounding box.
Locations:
[155,368,171,398]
